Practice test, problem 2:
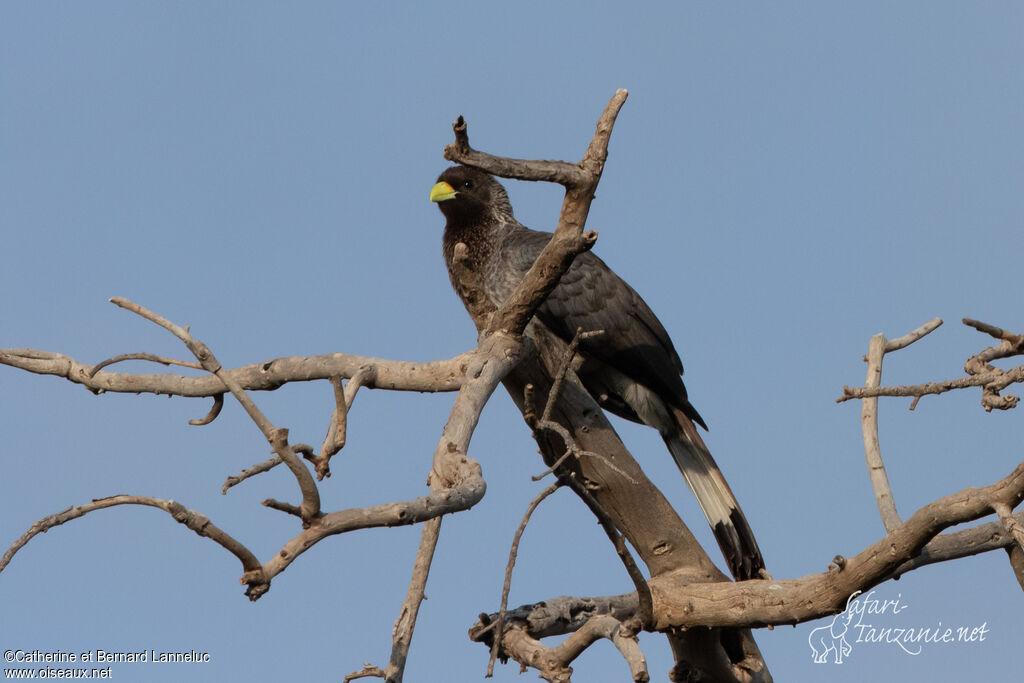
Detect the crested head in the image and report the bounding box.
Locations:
[430,165,515,228]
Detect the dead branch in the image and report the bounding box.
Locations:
[890,508,1024,575]
[315,365,377,480]
[189,392,225,425]
[88,351,202,376]
[642,460,1024,630]
[838,318,1024,411]
[962,317,1024,410]
[385,517,442,683]
[859,318,942,532]
[488,482,562,676]
[473,461,1024,643]
[109,297,324,523]
[223,454,282,494]
[343,664,386,683]
[471,594,640,642]
[0,495,264,584]
[0,347,472,398]
[498,616,648,683]
[376,330,527,682]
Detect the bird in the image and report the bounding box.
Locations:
[430,165,765,581]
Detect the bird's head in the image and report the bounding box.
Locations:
[430,166,512,226]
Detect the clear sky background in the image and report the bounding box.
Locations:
[2,3,1022,682]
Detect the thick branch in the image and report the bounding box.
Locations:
[479,504,1024,643]
[0,347,472,398]
[644,461,1024,629]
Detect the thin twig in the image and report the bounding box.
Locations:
[488,482,561,676]
[541,328,603,425]
[222,454,282,494]
[87,352,203,377]
[532,419,637,484]
[0,495,266,591]
[839,367,1024,403]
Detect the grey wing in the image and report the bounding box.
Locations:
[535,249,706,428]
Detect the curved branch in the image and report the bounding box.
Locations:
[189,392,224,426]
[859,319,942,531]
[0,495,263,583]
[88,352,202,376]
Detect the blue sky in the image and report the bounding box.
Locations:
[2,3,1022,681]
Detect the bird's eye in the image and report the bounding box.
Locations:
[463,180,474,189]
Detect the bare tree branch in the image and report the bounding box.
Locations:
[838,318,1024,411]
[109,297,324,523]
[385,517,443,683]
[497,616,648,683]
[859,318,942,532]
[475,467,1024,655]
[189,392,225,426]
[88,351,202,376]
[487,481,562,676]
[0,495,264,584]
[343,663,386,683]
[0,347,472,398]
[222,454,282,494]
[890,508,1024,575]
[642,461,1024,630]
[962,317,1024,411]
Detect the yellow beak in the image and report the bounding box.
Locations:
[429,181,457,203]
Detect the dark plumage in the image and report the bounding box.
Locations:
[430,165,764,580]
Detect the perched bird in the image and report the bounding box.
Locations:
[430,165,764,580]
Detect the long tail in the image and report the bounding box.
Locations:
[665,408,765,581]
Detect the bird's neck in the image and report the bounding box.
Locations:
[442,219,501,272]
[442,216,517,315]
